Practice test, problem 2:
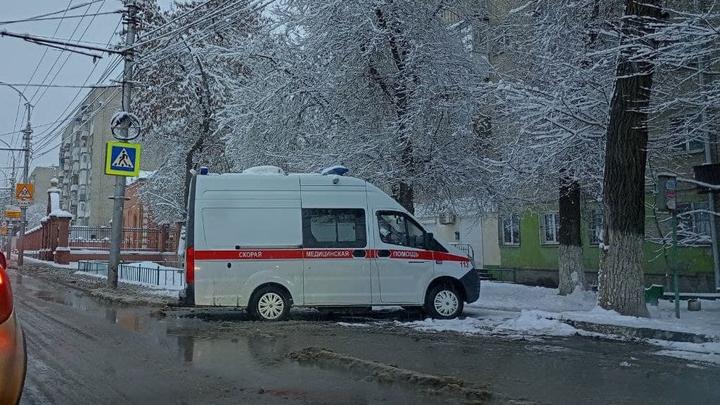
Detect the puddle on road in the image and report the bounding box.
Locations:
[13,272,454,404]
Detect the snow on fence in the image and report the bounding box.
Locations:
[78,260,185,289]
[70,226,176,251]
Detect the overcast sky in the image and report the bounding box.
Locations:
[0,0,175,186]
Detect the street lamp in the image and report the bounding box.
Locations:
[0,82,32,266]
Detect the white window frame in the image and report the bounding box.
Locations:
[501,214,520,246]
[589,209,604,246]
[540,212,560,245]
[670,115,705,154]
[677,201,712,246]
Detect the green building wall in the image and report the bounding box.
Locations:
[499,211,714,276]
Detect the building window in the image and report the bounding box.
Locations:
[501,214,520,246]
[540,212,560,245]
[677,202,711,245]
[670,116,705,153]
[302,208,366,248]
[589,209,604,245]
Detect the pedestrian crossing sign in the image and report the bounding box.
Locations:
[105,141,141,177]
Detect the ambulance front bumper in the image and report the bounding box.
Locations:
[460,269,480,304]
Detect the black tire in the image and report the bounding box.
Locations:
[424,283,464,319]
[248,286,291,321]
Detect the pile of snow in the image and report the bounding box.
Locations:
[401,310,579,337]
[493,310,579,336]
[395,281,720,365]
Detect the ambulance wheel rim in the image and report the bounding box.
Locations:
[258,292,284,320]
[433,290,459,316]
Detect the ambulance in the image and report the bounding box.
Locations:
[182,166,479,321]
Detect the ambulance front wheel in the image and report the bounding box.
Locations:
[424,283,464,319]
[249,286,291,321]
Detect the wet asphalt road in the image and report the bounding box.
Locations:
[10,270,720,405]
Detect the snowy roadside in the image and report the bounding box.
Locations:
[11,258,179,306]
[392,282,720,366]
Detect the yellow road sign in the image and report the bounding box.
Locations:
[16,183,34,202]
[105,141,141,177]
[4,210,21,219]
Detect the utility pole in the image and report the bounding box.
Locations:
[108,1,137,288]
[5,161,16,255]
[17,102,32,267]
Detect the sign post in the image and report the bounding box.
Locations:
[657,174,680,319]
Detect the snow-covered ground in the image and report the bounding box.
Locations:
[396,282,720,365]
[464,282,720,338]
[23,256,79,270]
[25,258,185,298]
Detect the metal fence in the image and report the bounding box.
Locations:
[70,226,171,251]
[449,243,475,261]
[77,260,185,288]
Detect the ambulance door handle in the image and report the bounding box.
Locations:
[378,250,391,258]
[409,261,428,264]
[353,249,366,258]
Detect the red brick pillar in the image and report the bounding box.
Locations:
[42,218,51,260]
[159,225,168,253]
[47,218,59,256]
[54,217,71,265]
[38,218,47,260]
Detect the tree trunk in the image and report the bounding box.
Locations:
[598,0,664,317]
[393,181,414,214]
[558,179,585,295]
[375,7,415,214]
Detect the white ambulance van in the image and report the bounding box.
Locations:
[182,166,479,321]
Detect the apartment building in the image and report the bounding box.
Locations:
[29,166,58,204]
[57,87,121,226]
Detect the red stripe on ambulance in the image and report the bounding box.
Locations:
[192,248,470,263]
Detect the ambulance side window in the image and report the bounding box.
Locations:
[302,209,367,248]
[377,211,427,249]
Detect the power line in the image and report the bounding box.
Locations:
[0,1,104,25]
[31,0,115,112]
[0,83,120,89]
[132,0,257,50]
[0,10,121,25]
[139,0,272,68]
[31,52,122,154]
[27,1,97,104]
[0,121,67,137]
[11,0,75,148]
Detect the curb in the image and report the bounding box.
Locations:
[562,319,716,344]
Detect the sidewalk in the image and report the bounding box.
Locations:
[398,281,720,365]
[11,257,179,306]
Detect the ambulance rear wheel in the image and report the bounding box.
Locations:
[424,284,463,319]
[249,286,291,321]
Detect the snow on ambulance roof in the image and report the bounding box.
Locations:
[241,165,285,175]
